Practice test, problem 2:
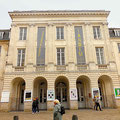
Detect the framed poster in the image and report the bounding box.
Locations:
[114,88,120,98]
[47,90,55,101]
[1,91,10,102]
[92,88,100,99]
[24,90,32,101]
[70,89,78,100]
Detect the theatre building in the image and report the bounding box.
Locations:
[0,10,120,111]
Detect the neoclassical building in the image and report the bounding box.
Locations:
[0,10,120,111]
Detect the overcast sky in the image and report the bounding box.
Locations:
[0,0,120,29]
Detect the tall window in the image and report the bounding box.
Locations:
[57,48,65,65]
[17,49,25,66]
[19,27,27,40]
[93,26,101,39]
[96,47,105,64]
[0,46,1,55]
[117,43,120,53]
[56,27,64,40]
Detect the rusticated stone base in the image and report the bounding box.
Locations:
[47,101,54,111]
[69,100,78,110]
[0,102,10,112]
[24,101,32,112]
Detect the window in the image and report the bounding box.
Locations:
[93,26,101,39]
[19,27,27,40]
[118,43,120,52]
[17,49,25,66]
[96,47,105,64]
[57,48,65,65]
[114,30,120,37]
[56,27,64,39]
[0,46,1,55]
[0,32,4,39]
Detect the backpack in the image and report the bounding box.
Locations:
[60,105,65,115]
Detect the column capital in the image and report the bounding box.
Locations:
[47,23,54,27]
[102,22,108,25]
[84,22,91,26]
[29,23,36,27]
[11,23,17,27]
[65,22,72,26]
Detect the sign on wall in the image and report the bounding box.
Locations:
[1,91,10,102]
[114,88,120,98]
[47,90,55,101]
[24,90,32,101]
[74,26,86,64]
[70,89,78,100]
[92,88,100,99]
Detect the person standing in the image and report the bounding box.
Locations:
[35,97,39,113]
[53,99,62,120]
[95,96,102,111]
[32,98,36,114]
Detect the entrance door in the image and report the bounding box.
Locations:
[98,81,105,108]
[39,82,47,110]
[19,82,25,111]
[56,82,68,108]
[77,82,85,108]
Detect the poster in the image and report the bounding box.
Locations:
[47,90,55,101]
[92,88,100,99]
[24,90,32,101]
[70,89,78,100]
[1,91,10,102]
[114,88,120,98]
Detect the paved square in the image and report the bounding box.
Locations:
[0,109,120,120]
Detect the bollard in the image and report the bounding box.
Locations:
[72,114,78,120]
[13,116,19,120]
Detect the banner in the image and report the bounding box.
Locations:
[114,88,120,98]
[36,27,45,65]
[75,26,86,64]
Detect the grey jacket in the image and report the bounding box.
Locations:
[53,103,62,120]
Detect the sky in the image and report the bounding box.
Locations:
[0,0,120,29]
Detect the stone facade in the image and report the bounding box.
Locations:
[0,10,120,111]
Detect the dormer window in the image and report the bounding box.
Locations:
[114,30,120,37]
[0,32,4,39]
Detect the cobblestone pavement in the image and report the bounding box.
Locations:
[0,109,120,120]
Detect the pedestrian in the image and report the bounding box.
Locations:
[35,97,39,113]
[53,99,62,120]
[95,96,102,111]
[32,98,36,114]
[93,96,97,110]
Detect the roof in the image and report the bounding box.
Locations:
[8,10,110,19]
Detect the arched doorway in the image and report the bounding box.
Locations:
[55,76,69,109]
[33,77,47,110]
[10,77,25,111]
[98,75,115,108]
[76,76,91,109]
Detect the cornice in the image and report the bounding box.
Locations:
[9,10,110,19]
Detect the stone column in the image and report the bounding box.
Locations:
[84,22,96,70]
[69,76,78,110]
[26,24,36,72]
[47,23,54,71]
[24,75,33,112]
